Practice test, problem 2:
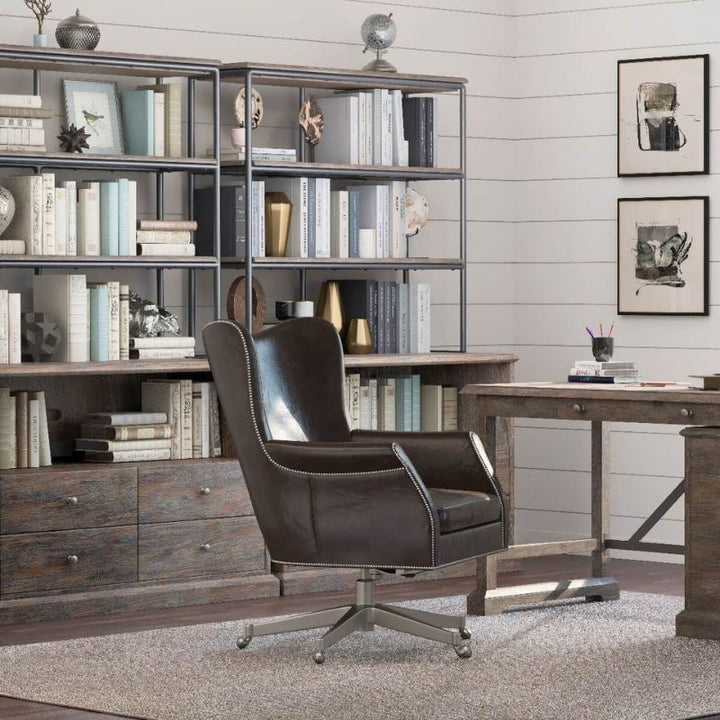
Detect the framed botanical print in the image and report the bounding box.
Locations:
[618,55,709,176]
[618,196,708,316]
[63,80,124,155]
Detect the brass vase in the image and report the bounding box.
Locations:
[316,281,344,333]
[346,318,373,354]
[264,192,292,257]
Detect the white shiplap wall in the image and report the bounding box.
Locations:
[511,0,717,562]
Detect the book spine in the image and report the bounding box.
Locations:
[54,186,67,255]
[377,281,386,354]
[130,348,195,359]
[411,374,421,432]
[94,411,168,426]
[0,393,17,469]
[426,98,434,167]
[8,292,21,364]
[419,283,431,353]
[78,183,100,256]
[136,230,192,243]
[154,92,165,156]
[30,174,42,255]
[35,390,51,466]
[0,289,8,363]
[201,383,211,458]
[389,282,398,354]
[391,90,405,166]
[119,284,130,360]
[0,94,42,108]
[348,190,359,258]
[168,83,182,158]
[0,127,45,145]
[89,284,109,362]
[300,178,309,257]
[137,243,196,256]
[63,181,77,256]
[130,336,195,349]
[14,391,28,468]
[82,424,172,440]
[42,172,55,254]
[85,449,172,463]
[0,240,25,254]
[307,178,316,258]
[257,181,265,257]
[0,117,44,128]
[108,281,120,361]
[117,178,130,256]
[210,383,222,457]
[368,281,378,354]
[100,181,119,256]
[127,180,137,256]
[27,397,39,467]
[339,191,349,258]
[77,438,172,452]
[192,383,202,459]
[357,93,366,165]
[372,89,383,166]
[138,220,198,231]
[383,89,393,166]
[567,375,615,383]
[180,379,193,460]
[398,283,409,354]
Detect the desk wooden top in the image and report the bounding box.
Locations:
[462,381,720,405]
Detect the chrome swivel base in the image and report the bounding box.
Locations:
[236,569,472,663]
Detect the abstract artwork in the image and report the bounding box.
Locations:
[618,55,708,176]
[618,197,708,315]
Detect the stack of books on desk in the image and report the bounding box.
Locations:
[568,360,640,384]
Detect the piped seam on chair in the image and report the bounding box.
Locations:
[208,319,437,565]
[469,432,506,547]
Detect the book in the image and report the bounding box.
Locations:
[378,377,396,431]
[27,396,39,468]
[180,379,193,460]
[86,411,168,425]
[130,336,195,349]
[192,382,202,459]
[0,106,53,119]
[3,173,42,254]
[119,284,130,361]
[41,172,55,255]
[209,383,222,457]
[129,347,195,359]
[138,219,197,231]
[80,423,172,440]
[348,189,359,258]
[0,240,25,254]
[194,184,246,258]
[117,178,130,255]
[192,381,211,458]
[0,144,47,152]
[62,180,77,256]
[83,448,172,463]
[0,127,45,145]
[330,190,349,258]
[14,391,28,468]
[567,375,615,384]
[347,373,361,429]
[388,181,407,258]
[359,381,371,430]
[107,281,120,361]
[32,390,51,466]
[0,94,42,108]
[121,89,154,155]
[421,384,443,431]
[409,283,431,353]
[136,230,192,244]
[88,283,109,362]
[137,243,196,256]
[403,97,433,167]
[226,151,298,162]
[33,274,88,362]
[0,117,44,128]
[391,90,407,165]
[263,178,308,257]
[138,82,182,158]
[99,181,119,255]
[442,387,458,430]
[346,184,389,258]
[394,375,413,431]
[0,290,7,363]
[127,180,137,256]
[142,381,182,459]
[76,438,173,452]
[54,185,67,255]
[153,91,165,156]
[411,374,421,431]
[314,95,359,164]
[689,375,720,391]
[314,178,331,258]
[0,388,14,469]
[77,182,100,255]
[573,360,636,370]
[8,292,21,364]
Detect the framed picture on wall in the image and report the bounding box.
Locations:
[618,196,709,316]
[63,80,124,155]
[618,55,709,176]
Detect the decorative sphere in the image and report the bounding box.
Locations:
[361,14,397,52]
[0,186,16,238]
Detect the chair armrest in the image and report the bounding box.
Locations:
[264,440,439,569]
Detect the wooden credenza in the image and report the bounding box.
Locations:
[0,459,279,625]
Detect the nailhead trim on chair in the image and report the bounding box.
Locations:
[207,320,437,566]
[469,432,506,547]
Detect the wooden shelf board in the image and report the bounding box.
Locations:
[0,150,216,171]
[344,353,517,368]
[221,257,463,269]
[0,255,216,268]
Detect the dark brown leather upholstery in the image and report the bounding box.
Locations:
[202,317,508,571]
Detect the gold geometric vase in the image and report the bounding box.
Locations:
[316,281,344,333]
[264,192,292,257]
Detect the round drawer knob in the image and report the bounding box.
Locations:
[681,407,694,418]
[572,403,585,414]
[66,554,79,565]
[66,496,79,506]
[200,543,211,552]
[200,487,211,496]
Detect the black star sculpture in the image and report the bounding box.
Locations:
[58,124,91,153]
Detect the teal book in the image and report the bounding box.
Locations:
[99,181,119,255]
[121,90,154,156]
[394,375,413,432]
[117,178,129,256]
[411,374,421,431]
[89,284,109,361]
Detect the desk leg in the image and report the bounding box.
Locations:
[591,421,611,579]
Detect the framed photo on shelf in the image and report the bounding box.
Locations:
[63,80,124,155]
[617,55,709,176]
[617,196,709,316]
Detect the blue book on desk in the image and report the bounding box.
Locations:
[121,90,154,156]
[567,375,614,384]
[99,181,119,256]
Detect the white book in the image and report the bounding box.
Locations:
[137,243,196,256]
[86,411,168,425]
[389,181,407,258]
[0,240,25,254]
[421,384,443,431]
[409,283,431,354]
[154,92,165,156]
[180,378,193,459]
[330,190,349,258]
[442,386,458,431]
[349,373,361,430]
[372,89,389,166]
[0,289,8,363]
[359,382,371,431]
[119,284,130,360]
[54,186,67,255]
[130,347,195,359]
[192,382,202,459]
[62,180,77,256]
[313,95,359,164]
[357,92,367,165]
[130,336,195,349]
[76,438,172,452]
[346,184,388,258]
[3,174,43,255]
[127,180,137,256]
[0,94,42,108]
[84,449,172,463]
[0,389,15,469]
[253,181,266,257]
[141,381,181,459]
[8,292,21,364]
[315,178,331,258]
[264,178,308,257]
[27,397,40,468]
[0,127,45,145]
[391,90,406,166]
[77,183,100,255]
[398,283,409,354]
[360,91,373,165]
[200,381,211,458]
[378,378,396,431]
[138,82,182,158]
[33,390,51,466]
[14,391,28,468]
[136,230,192,244]
[0,117,44,128]
[368,377,378,431]
[41,172,55,255]
[107,281,120,361]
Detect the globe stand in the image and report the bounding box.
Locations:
[363,50,397,73]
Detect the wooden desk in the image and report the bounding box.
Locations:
[462,382,720,631]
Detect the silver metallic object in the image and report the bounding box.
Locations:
[361,13,398,72]
[55,9,101,51]
[129,292,181,338]
[235,569,472,663]
[0,185,15,237]
[66,554,79,564]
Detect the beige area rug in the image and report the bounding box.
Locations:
[1,593,720,720]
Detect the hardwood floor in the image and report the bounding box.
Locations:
[0,557,686,719]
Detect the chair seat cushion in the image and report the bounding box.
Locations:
[429,488,501,534]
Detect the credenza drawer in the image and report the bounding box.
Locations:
[139,517,265,581]
[138,459,252,524]
[0,526,137,595]
[0,468,137,534]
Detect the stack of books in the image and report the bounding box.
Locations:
[120,83,182,158]
[0,93,52,153]
[402,97,437,168]
[568,360,640,384]
[4,174,138,256]
[314,89,408,166]
[345,374,457,431]
[339,279,431,354]
[141,379,222,460]
[220,146,297,163]
[0,387,52,469]
[136,219,197,257]
[0,289,22,364]
[129,336,195,359]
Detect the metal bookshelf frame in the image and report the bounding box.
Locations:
[0,44,222,339]
[218,63,468,352]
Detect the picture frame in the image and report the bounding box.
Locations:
[617,55,709,176]
[62,79,124,155]
[617,196,709,316]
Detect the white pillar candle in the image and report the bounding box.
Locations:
[358,229,376,259]
[294,300,314,318]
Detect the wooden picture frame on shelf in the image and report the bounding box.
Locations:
[63,79,124,155]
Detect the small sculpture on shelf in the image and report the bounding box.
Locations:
[0,186,15,238]
[57,123,90,153]
[316,281,343,333]
[227,275,266,333]
[55,8,101,51]
[234,87,264,130]
[406,187,429,236]
[265,192,291,257]
[346,318,372,355]
[128,292,181,337]
[361,13,398,73]
[24,0,52,47]
[21,312,62,362]
[298,96,323,146]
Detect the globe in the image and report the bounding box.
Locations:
[360,14,398,72]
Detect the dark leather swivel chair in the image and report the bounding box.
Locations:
[202,317,508,663]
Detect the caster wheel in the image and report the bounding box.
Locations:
[236,636,252,649]
[586,595,603,604]
[459,627,472,640]
[454,643,472,659]
[313,651,326,665]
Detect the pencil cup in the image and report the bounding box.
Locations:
[592,337,614,362]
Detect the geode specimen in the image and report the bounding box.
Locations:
[298,96,323,145]
[129,292,181,337]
